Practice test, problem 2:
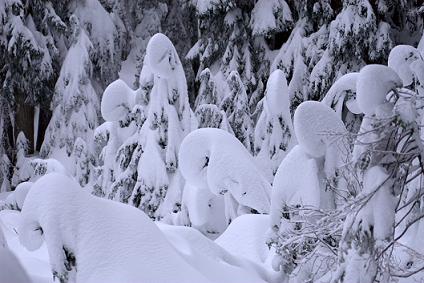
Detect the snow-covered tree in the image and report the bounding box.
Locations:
[268,101,349,279]
[41,15,99,172]
[179,128,271,230]
[110,33,192,222]
[254,69,295,182]
[221,71,254,152]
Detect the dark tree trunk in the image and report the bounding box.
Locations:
[15,92,34,153]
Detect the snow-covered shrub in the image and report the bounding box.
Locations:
[388,45,422,87]
[179,128,271,230]
[19,173,211,283]
[254,69,295,182]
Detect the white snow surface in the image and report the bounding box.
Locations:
[158,222,270,283]
[388,45,422,86]
[293,101,348,170]
[18,173,212,283]
[270,145,321,227]
[101,79,136,122]
[146,33,181,79]
[356,64,403,116]
[179,128,271,214]
[0,247,32,283]
[5,181,33,210]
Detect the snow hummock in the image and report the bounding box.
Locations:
[356,64,403,116]
[101,79,136,122]
[158,223,269,283]
[179,128,271,217]
[388,45,422,86]
[19,173,211,283]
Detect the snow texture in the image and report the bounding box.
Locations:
[0,247,31,283]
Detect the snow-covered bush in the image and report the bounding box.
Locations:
[179,128,271,230]
[19,173,211,283]
[254,69,295,182]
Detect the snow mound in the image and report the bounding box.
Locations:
[322,72,360,115]
[293,101,348,161]
[356,64,402,116]
[216,214,270,265]
[179,128,271,214]
[388,45,422,86]
[101,79,135,122]
[0,248,31,283]
[146,33,181,78]
[158,223,269,283]
[19,173,211,283]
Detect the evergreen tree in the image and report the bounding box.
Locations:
[221,71,254,152]
[110,33,192,222]
[41,15,99,166]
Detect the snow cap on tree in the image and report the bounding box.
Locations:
[356,64,402,116]
[147,33,181,79]
[388,45,422,86]
[294,101,347,159]
[179,128,271,215]
[101,79,136,122]
[322,72,361,115]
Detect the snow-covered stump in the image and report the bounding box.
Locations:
[179,128,271,230]
[19,173,211,283]
[268,101,349,280]
[254,69,295,182]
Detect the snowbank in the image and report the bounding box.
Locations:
[0,247,31,283]
[19,173,211,283]
[158,223,270,283]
